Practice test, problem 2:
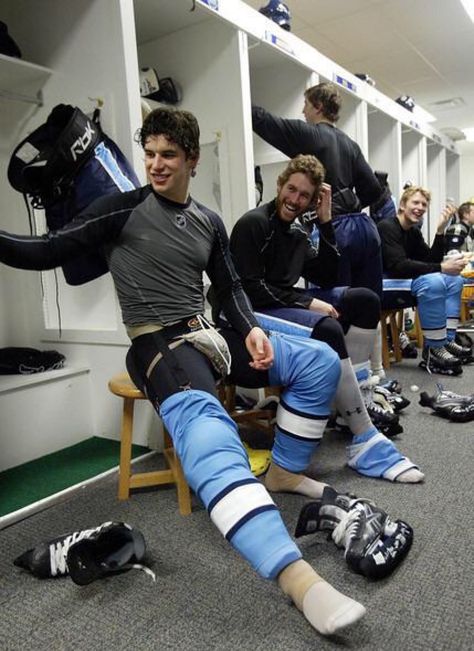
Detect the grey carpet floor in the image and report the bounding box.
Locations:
[1,357,473,650]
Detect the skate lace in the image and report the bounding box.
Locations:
[435,382,456,399]
[436,382,474,405]
[49,524,111,576]
[366,399,386,416]
[399,331,411,349]
[49,534,156,582]
[332,508,361,548]
[435,346,455,361]
[424,346,455,376]
[361,376,389,415]
[332,500,376,550]
[445,341,461,354]
[121,563,156,582]
[373,385,390,399]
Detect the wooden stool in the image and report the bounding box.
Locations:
[380,308,404,369]
[108,372,192,515]
[218,383,279,436]
[413,308,424,348]
[461,284,474,322]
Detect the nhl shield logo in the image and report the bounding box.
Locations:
[175,213,187,229]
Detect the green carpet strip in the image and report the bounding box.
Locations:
[0,437,150,517]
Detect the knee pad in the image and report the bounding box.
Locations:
[230,509,302,579]
[340,288,380,329]
[311,317,347,358]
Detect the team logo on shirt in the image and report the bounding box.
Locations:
[175,213,187,229]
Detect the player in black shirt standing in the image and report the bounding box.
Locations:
[252,81,384,297]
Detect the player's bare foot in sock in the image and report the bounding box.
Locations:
[278,560,366,635]
[264,462,327,498]
[393,467,425,483]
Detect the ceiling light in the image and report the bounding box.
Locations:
[460,0,474,22]
[462,127,474,141]
[430,97,465,110]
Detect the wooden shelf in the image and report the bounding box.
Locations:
[0,53,53,147]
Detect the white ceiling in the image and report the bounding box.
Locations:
[243,0,474,149]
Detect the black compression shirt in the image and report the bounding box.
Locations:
[252,106,382,215]
[0,186,258,337]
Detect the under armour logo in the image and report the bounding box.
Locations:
[345,407,362,416]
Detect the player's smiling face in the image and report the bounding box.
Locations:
[276,172,316,223]
[144,134,196,203]
[399,191,429,229]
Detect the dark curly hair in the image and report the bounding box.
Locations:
[277,154,325,197]
[304,82,341,122]
[136,107,200,160]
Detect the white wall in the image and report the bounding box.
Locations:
[459,144,474,202]
[0,0,155,469]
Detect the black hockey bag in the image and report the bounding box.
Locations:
[0,347,65,374]
[7,104,140,285]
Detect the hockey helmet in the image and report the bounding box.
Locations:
[259,1,291,31]
[355,73,376,87]
[139,67,182,105]
[395,95,415,112]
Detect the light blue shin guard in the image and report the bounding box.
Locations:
[160,390,301,578]
[412,273,463,346]
[268,333,340,472]
[347,426,418,480]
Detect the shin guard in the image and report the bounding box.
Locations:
[160,390,301,578]
[268,334,340,472]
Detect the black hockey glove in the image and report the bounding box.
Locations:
[295,486,413,580]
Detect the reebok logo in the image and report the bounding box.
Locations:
[70,122,96,161]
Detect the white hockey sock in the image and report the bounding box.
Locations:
[395,467,425,483]
[345,324,377,367]
[278,560,366,636]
